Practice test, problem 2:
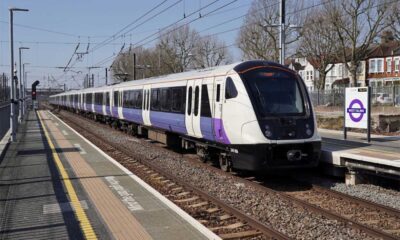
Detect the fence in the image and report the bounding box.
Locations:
[310,86,400,107]
[0,73,10,141]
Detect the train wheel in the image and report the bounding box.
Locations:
[219,154,231,172]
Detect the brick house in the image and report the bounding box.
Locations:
[366,33,400,88]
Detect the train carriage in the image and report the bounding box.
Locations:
[50,60,321,172]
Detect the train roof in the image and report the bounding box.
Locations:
[51,60,289,97]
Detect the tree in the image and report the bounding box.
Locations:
[237,0,305,61]
[297,10,341,90]
[194,35,232,68]
[111,46,158,81]
[389,1,400,40]
[326,0,392,86]
[158,24,200,73]
[111,25,233,81]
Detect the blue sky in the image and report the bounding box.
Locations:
[0,0,252,89]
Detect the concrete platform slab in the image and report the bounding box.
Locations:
[319,128,400,177]
[0,110,219,239]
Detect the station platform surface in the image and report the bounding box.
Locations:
[0,110,217,240]
[319,128,400,175]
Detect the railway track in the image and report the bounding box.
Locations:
[54,110,289,240]
[52,108,400,239]
[242,177,400,240]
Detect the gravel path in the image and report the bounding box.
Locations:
[58,111,375,240]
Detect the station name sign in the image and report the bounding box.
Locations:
[345,87,369,129]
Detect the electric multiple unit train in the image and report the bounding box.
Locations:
[49,60,321,171]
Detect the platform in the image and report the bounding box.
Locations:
[0,110,218,240]
[319,128,400,177]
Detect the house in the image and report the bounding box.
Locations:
[286,57,319,91]
[366,32,400,88]
[325,61,367,89]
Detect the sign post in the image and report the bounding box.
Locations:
[344,87,371,142]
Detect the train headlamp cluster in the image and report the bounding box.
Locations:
[305,124,312,136]
[264,125,272,138]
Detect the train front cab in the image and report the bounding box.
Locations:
[228,61,321,171]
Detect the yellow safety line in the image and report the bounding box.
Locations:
[37,111,97,240]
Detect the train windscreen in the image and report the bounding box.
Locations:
[241,68,305,117]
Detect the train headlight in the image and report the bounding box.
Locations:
[264,125,272,138]
[305,123,312,136]
[306,129,312,136]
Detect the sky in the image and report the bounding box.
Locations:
[0,0,253,90]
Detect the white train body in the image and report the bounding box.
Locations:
[50,61,321,171]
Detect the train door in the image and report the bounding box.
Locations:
[117,91,124,119]
[185,79,203,138]
[213,77,225,143]
[102,91,106,115]
[142,85,151,126]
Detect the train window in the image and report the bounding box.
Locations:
[160,88,171,112]
[105,92,110,106]
[171,87,183,113]
[187,87,192,115]
[142,90,147,110]
[95,93,102,105]
[136,90,142,109]
[151,89,160,111]
[200,85,212,117]
[225,77,238,99]
[194,86,199,116]
[216,84,221,102]
[86,93,93,104]
[145,90,148,110]
[123,91,129,108]
[114,91,119,107]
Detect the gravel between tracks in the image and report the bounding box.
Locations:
[294,174,400,212]
[330,183,400,211]
[58,111,374,240]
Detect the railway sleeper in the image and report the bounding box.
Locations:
[219,230,262,240]
[209,222,245,231]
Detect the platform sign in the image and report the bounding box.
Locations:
[344,87,371,142]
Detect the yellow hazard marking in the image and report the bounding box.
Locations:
[37,111,97,240]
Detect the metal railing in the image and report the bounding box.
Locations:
[0,73,10,141]
[310,86,400,107]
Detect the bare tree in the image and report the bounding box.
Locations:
[326,0,392,86]
[111,46,158,81]
[111,25,233,80]
[297,10,341,90]
[237,0,305,61]
[389,1,400,40]
[194,35,232,68]
[158,24,200,73]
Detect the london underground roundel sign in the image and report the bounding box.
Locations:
[345,87,369,129]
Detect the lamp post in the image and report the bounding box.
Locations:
[19,47,29,122]
[9,7,29,142]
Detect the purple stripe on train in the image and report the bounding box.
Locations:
[213,118,230,144]
[150,111,187,134]
[111,107,119,118]
[200,117,214,141]
[94,104,102,114]
[122,108,143,124]
[105,106,111,116]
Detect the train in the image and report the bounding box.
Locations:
[49,60,321,172]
